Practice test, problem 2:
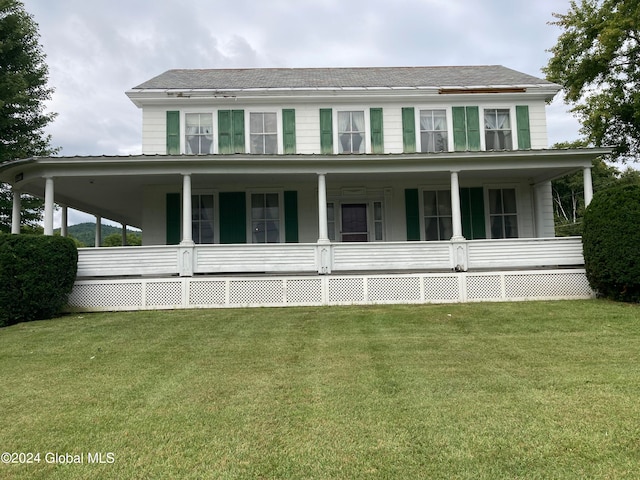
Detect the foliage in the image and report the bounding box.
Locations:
[0,0,58,231]
[582,184,640,302]
[1,301,640,478]
[103,232,142,247]
[55,222,142,247]
[544,0,640,161]
[0,234,77,327]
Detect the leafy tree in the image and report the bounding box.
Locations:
[544,0,640,161]
[0,0,58,231]
[103,232,142,247]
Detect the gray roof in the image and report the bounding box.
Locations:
[132,65,556,90]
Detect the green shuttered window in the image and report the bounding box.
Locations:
[218,110,245,154]
[166,111,180,155]
[401,107,416,153]
[516,105,531,150]
[370,108,384,154]
[320,109,333,154]
[282,109,296,154]
[460,187,486,240]
[452,106,480,151]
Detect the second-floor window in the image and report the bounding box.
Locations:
[250,112,277,154]
[338,111,365,153]
[185,113,213,154]
[420,109,448,152]
[484,109,512,150]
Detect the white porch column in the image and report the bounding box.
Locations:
[583,166,594,207]
[317,173,330,243]
[11,189,21,234]
[44,177,55,236]
[95,216,101,247]
[60,206,68,237]
[181,174,194,245]
[450,171,465,241]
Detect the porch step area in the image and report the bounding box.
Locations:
[66,269,594,312]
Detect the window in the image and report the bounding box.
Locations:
[484,109,512,150]
[489,188,518,238]
[423,190,453,240]
[250,112,277,154]
[251,193,280,243]
[192,194,214,243]
[420,109,448,152]
[338,111,365,153]
[185,113,213,154]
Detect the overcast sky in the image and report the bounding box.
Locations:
[22,0,582,225]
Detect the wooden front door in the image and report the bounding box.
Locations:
[341,204,368,242]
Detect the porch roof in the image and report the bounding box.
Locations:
[1,148,610,228]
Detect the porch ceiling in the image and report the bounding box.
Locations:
[1,148,610,228]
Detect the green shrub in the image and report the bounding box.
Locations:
[582,184,640,302]
[0,234,78,327]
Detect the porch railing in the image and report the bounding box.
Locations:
[76,237,585,278]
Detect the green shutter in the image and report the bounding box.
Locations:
[232,110,245,153]
[401,107,416,153]
[320,109,333,154]
[218,110,232,154]
[283,109,296,154]
[284,190,299,243]
[516,105,531,150]
[452,106,467,151]
[166,111,180,155]
[465,106,481,151]
[460,187,486,240]
[404,188,420,241]
[219,192,246,244]
[166,193,181,245]
[370,108,384,153]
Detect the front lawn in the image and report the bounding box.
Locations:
[1,300,639,479]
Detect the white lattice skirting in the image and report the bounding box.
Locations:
[66,269,594,312]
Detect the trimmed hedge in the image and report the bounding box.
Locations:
[582,184,640,302]
[0,234,78,327]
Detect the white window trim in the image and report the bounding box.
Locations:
[414,106,453,153]
[191,190,219,244]
[245,109,282,155]
[332,108,371,154]
[326,190,386,242]
[246,190,285,244]
[480,106,519,151]
[418,185,453,241]
[483,185,521,239]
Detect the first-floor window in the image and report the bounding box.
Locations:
[251,193,280,243]
[423,190,452,240]
[338,111,365,153]
[327,202,336,241]
[484,109,512,150]
[192,194,214,243]
[185,113,213,154]
[489,188,518,238]
[420,109,448,152]
[250,112,277,154]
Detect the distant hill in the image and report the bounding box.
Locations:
[54,222,141,247]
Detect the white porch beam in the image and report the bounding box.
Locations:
[95,216,102,247]
[11,189,21,234]
[44,177,54,236]
[583,166,594,207]
[450,171,465,241]
[317,173,330,243]
[181,174,194,245]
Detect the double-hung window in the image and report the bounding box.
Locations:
[484,109,512,150]
[250,193,280,243]
[192,194,215,243]
[250,112,278,154]
[423,190,453,241]
[420,109,448,152]
[488,188,518,238]
[185,113,213,154]
[338,111,365,153]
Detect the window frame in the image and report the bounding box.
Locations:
[191,190,218,244]
[248,111,279,154]
[184,113,214,155]
[482,107,514,151]
[485,186,520,239]
[419,187,454,241]
[418,108,450,153]
[330,108,373,154]
[326,195,386,242]
[247,190,285,244]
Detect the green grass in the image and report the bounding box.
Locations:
[1,300,639,479]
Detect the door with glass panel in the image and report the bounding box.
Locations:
[341,204,368,242]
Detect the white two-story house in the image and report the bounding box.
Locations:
[2,66,608,310]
